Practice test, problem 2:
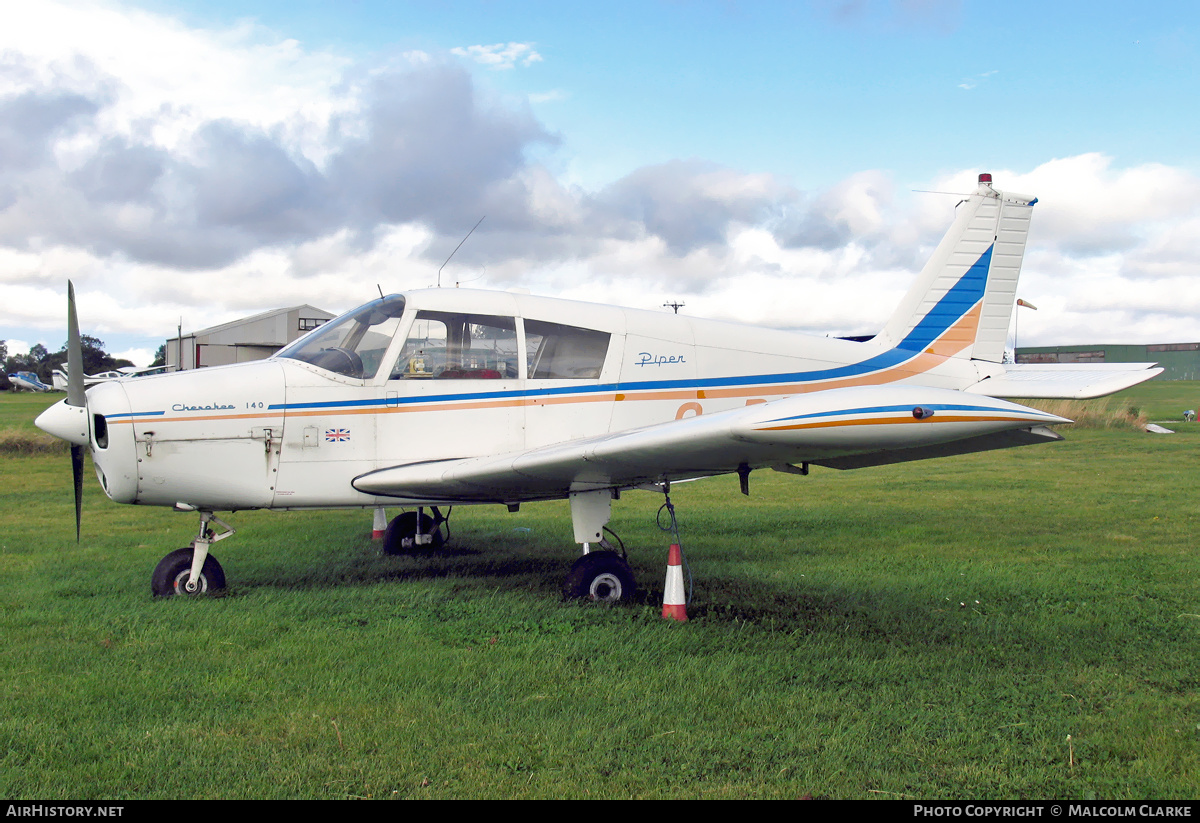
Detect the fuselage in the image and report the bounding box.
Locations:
[62,287,1006,511]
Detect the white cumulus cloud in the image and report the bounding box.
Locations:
[1,1,1197,363]
[451,42,544,70]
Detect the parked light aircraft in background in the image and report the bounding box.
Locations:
[36,175,1161,599]
[51,365,170,392]
[9,371,53,392]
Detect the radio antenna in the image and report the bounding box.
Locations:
[438,216,485,288]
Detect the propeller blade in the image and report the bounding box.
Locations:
[66,281,84,408]
[71,444,84,542]
[67,282,86,541]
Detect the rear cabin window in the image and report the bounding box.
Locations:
[524,320,610,379]
[392,312,519,379]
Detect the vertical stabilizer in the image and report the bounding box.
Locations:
[877,175,1037,363]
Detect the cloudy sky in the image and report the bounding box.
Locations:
[3,0,1200,365]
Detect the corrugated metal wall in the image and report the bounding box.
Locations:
[1016,343,1200,380]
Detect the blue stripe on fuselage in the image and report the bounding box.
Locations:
[269,346,922,412]
[104,410,166,420]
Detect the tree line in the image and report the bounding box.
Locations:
[1,337,135,390]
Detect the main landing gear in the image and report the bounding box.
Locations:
[382,507,447,555]
[151,510,234,597]
[561,489,637,603]
[562,547,636,602]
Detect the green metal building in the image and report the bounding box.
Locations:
[1015,343,1200,380]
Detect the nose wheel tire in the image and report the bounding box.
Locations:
[151,548,227,597]
[562,550,636,602]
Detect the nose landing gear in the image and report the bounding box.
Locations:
[150,510,234,597]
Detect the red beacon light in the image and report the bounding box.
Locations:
[978,173,993,184]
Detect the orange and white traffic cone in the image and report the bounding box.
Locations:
[371,507,387,540]
[661,543,688,621]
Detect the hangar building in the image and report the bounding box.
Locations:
[166,305,334,370]
[1016,342,1200,381]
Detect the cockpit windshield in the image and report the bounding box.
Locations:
[276,294,406,379]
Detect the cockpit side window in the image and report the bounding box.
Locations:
[524,320,610,379]
[391,311,519,380]
[276,295,406,379]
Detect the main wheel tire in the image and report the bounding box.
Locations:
[382,511,445,556]
[151,548,226,597]
[562,550,636,602]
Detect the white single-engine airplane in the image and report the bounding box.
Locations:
[36,175,1161,599]
[9,371,54,392]
[52,365,170,392]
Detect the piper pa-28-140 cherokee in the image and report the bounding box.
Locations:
[36,175,1161,600]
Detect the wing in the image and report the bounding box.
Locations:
[353,385,1069,504]
[966,362,1163,399]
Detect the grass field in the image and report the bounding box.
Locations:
[2,385,1198,799]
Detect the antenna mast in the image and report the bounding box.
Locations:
[438,216,486,288]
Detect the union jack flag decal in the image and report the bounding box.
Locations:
[325,428,350,442]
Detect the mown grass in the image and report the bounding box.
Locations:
[1111,379,1200,423]
[2,387,1198,799]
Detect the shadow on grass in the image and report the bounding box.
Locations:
[148,523,1179,691]
[222,525,1047,644]
[231,533,572,596]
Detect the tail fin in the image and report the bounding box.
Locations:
[877,174,1037,364]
